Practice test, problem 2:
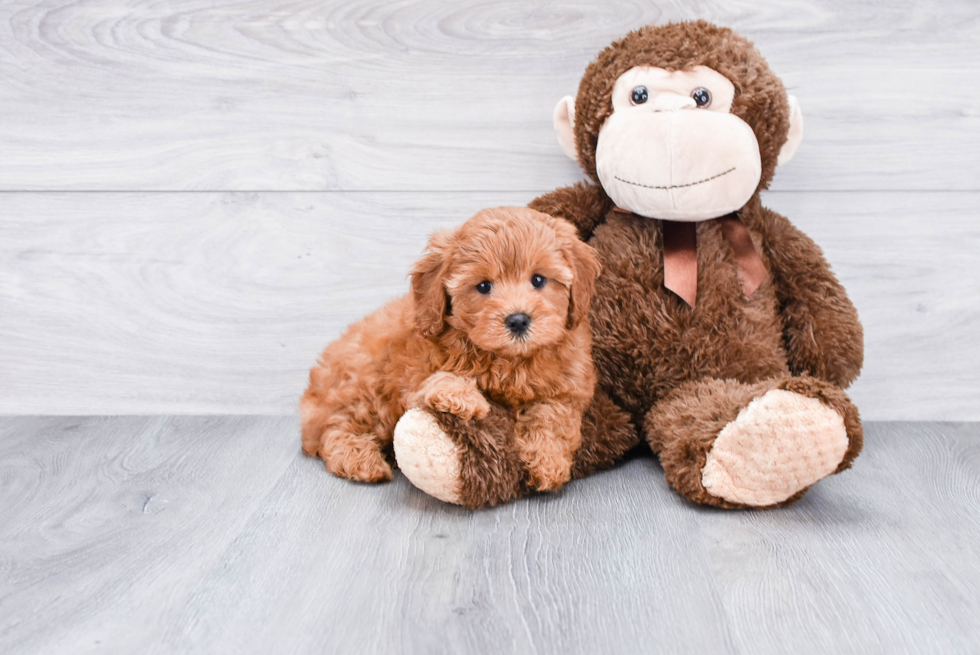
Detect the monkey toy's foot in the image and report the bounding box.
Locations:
[647,376,863,509]
[700,389,849,506]
[393,404,524,509]
[394,408,465,505]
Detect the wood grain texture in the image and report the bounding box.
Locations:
[694,421,980,654]
[0,416,298,655]
[1,417,978,654]
[0,0,977,192]
[2,190,977,419]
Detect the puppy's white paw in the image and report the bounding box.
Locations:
[394,409,464,505]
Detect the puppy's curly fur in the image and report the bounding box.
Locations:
[300,206,601,492]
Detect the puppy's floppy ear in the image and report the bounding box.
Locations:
[558,221,601,329]
[410,229,454,338]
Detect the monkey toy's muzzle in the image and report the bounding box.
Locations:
[595,109,763,221]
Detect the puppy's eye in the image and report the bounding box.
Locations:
[630,86,649,105]
[691,87,711,108]
[475,280,492,295]
[530,274,547,289]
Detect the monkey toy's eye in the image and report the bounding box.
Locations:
[476,280,492,295]
[630,86,649,105]
[530,274,547,289]
[691,87,712,108]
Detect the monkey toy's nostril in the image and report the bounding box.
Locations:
[504,313,531,336]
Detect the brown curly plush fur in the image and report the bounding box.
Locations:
[528,21,865,508]
[434,402,525,509]
[427,389,640,509]
[300,206,603,493]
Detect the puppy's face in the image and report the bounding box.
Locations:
[411,207,600,357]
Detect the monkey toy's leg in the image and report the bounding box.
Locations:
[393,391,637,509]
[644,375,863,509]
[394,401,523,509]
[571,391,640,480]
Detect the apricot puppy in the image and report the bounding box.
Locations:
[300,206,601,492]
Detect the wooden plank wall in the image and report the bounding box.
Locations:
[1,0,978,418]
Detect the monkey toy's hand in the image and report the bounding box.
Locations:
[415,372,491,421]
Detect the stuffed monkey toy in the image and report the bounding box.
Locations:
[394,20,863,509]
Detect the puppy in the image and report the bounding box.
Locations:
[300,206,600,492]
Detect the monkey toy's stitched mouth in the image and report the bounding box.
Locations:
[615,166,736,190]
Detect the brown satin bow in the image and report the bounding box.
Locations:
[613,207,767,307]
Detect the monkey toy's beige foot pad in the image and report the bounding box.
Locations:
[701,390,849,507]
[393,408,464,505]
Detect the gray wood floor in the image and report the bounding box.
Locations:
[1,417,978,654]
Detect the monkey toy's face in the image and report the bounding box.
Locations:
[598,66,758,221]
[554,65,803,221]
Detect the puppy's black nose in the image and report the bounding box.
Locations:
[504,312,531,336]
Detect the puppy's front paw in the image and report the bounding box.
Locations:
[428,390,491,421]
[515,403,581,493]
[420,372,490,421]
[524,450,574,492]
[323,439,393,483]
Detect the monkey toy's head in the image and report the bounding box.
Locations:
[554,21,803,221]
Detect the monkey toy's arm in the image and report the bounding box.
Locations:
[529,181,613,241]
[760,207,864,388]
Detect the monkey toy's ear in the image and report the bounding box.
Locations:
[553,95,578,162]
[777,95,804,166]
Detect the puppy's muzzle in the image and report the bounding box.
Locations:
[504,312,531,337]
